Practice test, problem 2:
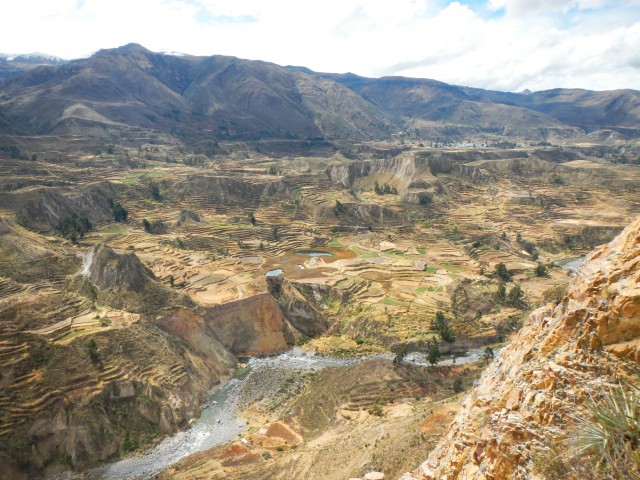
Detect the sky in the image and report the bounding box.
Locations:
[1,0,640,92]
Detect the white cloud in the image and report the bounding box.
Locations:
[0,0,639,92]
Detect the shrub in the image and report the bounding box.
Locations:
[142,218,164,234]
[542,284,567,305]
[107,198,128,222]
[427,342,440,365]
[534,263,548,277]
[562,385,640,479]
[495,262,511,281]
[369,404,384,416]
[453,378,464,393]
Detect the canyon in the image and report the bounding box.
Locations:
[0,45,638,480]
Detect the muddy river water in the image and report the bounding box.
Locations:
[84,347,494,479]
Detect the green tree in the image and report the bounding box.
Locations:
[508,285,523,305]
[427,342,440,365]
[483,346,494,360]
[534,263,548,277]
[86,338,99,364]
[148,181,161,201]
[56,214,92,243]
[393,345,409,365]
[453,378,464,393]
[107,198,128,222]
[431,311,456,343]
[495,262,511,281]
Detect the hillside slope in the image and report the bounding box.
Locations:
[406,215,640,479]
[323,73,640,140]
[0,44,396,141]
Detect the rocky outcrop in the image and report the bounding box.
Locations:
[326,201,408,225]
[80,243,155,291]
[169,175,289,208]
[268,277,345,337]
[405,215,640,479]
[327,155,486,207]
[328,157,418,188]
[203,293,295,355]
[14,182,118,232]
[156,309,236,374]
[73,243,190,313]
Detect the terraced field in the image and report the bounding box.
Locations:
[0,143,639,477]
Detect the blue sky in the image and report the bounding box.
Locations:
[1,0,639,92]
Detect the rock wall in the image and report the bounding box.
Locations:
[203,293,295,355]
[268,277,345,337]
[405,215,640,479]
[327,155,486,207]
[0,323,236,479]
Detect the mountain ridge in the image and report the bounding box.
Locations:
[0,43,639,145]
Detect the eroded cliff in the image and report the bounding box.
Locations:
[405,215,640,479]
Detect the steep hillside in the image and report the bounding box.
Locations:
[0,44,396,142]
[406,215,640,479]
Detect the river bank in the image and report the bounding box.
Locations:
[58,347,494,479]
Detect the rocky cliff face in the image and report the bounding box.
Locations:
[74,243,191,313]
[268,277,345,337]
[405,215,640,479]
[203,293,295,355]
[80,243,156,291]
[327,154,487,207]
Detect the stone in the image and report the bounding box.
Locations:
[364,472,385,480]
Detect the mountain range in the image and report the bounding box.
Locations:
[0,43,638,144]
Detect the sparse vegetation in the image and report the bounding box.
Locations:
[148,181,161,201]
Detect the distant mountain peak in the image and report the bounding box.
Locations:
[0,52,65,64]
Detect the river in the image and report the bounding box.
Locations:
[83,347,494,479]
[558,256,585,275]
